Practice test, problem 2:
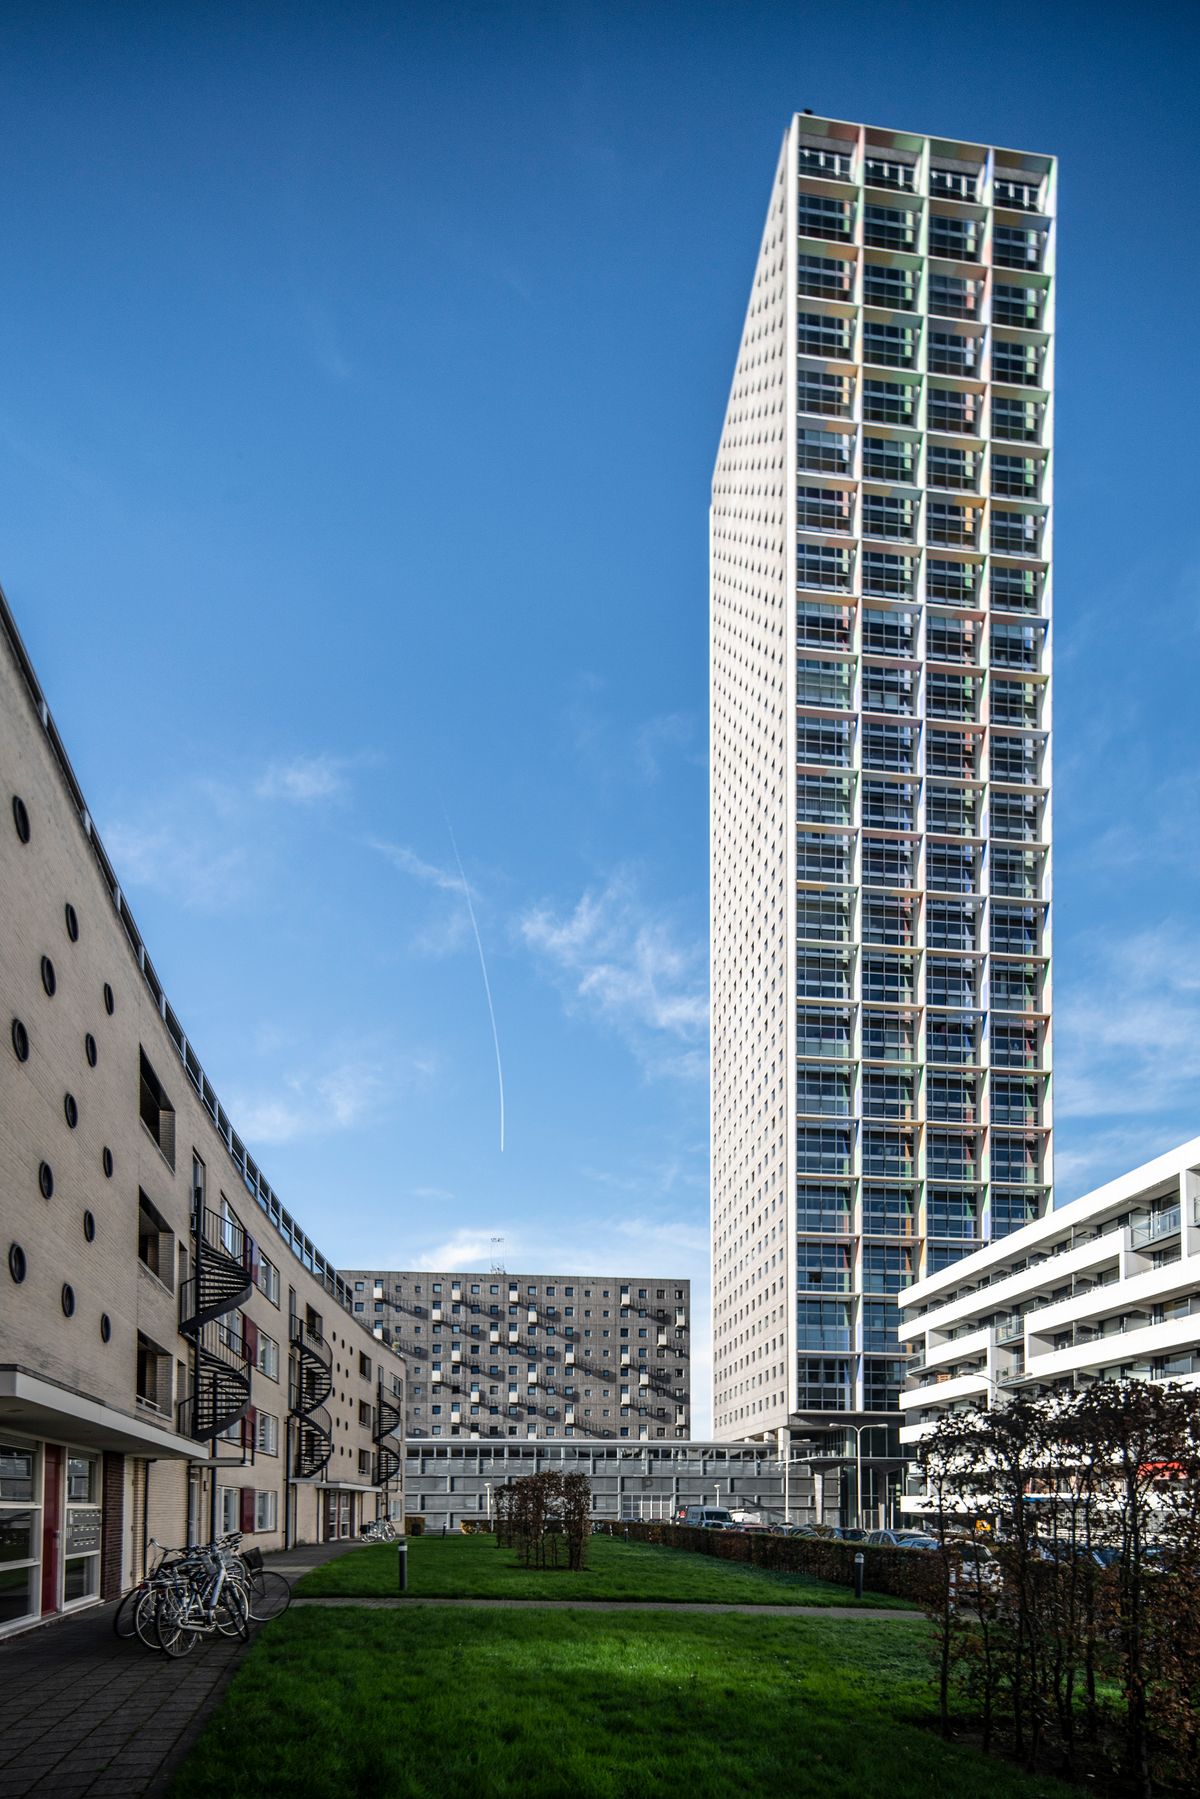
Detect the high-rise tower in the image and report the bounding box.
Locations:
[710,114,1055,1493]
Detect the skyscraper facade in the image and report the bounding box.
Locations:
[711,113,1055,1473]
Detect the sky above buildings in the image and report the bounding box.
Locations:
[3,1,1197,1430]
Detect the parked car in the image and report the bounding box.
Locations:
[678,1506,736,1530]
[832,1527,868,1542]
[864,1528,941,1551]
[946,1539,1004,1591]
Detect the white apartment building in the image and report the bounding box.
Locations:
[711,111,1056,1486]
[898,1137,1200,1512]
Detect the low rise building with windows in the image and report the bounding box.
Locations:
[406,1438,793,1529]
[898,1137,1200,1513]
[0,589,405,1635]
[342,1268,691,1439]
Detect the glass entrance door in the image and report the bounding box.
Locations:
[0,1442,40,1633]
[40,1445,62,1616]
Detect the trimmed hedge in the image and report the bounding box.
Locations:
[621,1521,935,1604]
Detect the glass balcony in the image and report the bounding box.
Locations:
[798,197,853,240]
[928,390,981,435]
[799,376,853,419]
[928,335,979,377]
[799,318,854,360]
[993,284,1045,329]
[926,560,980,604]
[930,167,979,202]
[864,156,915,191]
[863,269,917,311]
[994,225,1048,270]
[799,146,852,181]
[863,380,917,425]
[1130,1206,1181,1249]
[929,216,981,261]
[864,325,918,369]
[927,505,980,547]
[798,253,854,300]
[863,205,918,250]
[798,429,852,474]
[994,177,1042,212]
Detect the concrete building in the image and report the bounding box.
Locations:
[0,589,405,1636]
[342,1269,691,1440]
[710,112,1056,1496]
[405,1437,841,1531]
[898,1137,1200,1513]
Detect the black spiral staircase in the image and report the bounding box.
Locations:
[178,1206,253,1442]
[290,1316,334,1479]
[374,1378,403,1490]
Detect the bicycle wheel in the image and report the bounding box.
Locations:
[112,1585,146,1640]
[155,1591,200,1658]
[134,1586,164,1650]
[245,1569,291,1622]
[213,1583,249,1639]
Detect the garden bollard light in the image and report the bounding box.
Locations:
[854,1551,864,1601]
[398,1539,408,1594]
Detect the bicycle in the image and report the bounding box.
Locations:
[153,1546,249,1657]
[238,1546,292,1621]
[361,1517,398,1543]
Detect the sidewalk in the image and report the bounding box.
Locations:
[0,1539,356,1799]
[293,1595,916,1620]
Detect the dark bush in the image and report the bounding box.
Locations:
[621,1520,934,1603]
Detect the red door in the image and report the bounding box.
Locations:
[41,1446,63,1615]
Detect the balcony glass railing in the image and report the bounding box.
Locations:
[1130,1205,1181,1249]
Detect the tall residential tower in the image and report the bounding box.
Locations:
[711,114,1055,1483]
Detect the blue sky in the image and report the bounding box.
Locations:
[3,1,1197,1429]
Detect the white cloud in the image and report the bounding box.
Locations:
[634,712,696,783]
[1054,919,1200,1199]
[370,839,476,957]
[255,755,349,804]
[233,1051,433,1148]
[370,840,467,894]
[520,875,708,1076]
[420,1228,511,1269]
[104,820,251,911]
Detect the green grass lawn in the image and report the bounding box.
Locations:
[293,1530,915,1608]
[172,1607,1080,1799]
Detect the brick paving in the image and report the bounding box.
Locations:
[0,1540,359,1798]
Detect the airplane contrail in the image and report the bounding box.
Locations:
[445,817,505,1153]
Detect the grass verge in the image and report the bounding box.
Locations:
[294,1530,915,1607]
[171,1607,1081,1798]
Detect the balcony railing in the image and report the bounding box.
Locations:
[1130,1205,1181,1249]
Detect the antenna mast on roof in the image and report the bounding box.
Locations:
[490,1236,505,1274]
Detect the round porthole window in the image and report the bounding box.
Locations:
[12,795,30,843]
[65,902,79,942]
[83,1210,96,1242]
[11,1018,29,1062]
[64,1092,78,1128]
[41,955,57,997]
[38,1160,54,1199]
[8,1243,27,1283]
[61,1283,76,1317]
[85,1032,97,1068]
[102,1146,114,1179]
[100,1313,112,1343]
[103,982,115,1016]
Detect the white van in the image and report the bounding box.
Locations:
[679,1506,735,1529]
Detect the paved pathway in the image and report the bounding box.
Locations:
[293,1595,917,1620]
[0,1540,357,1799]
